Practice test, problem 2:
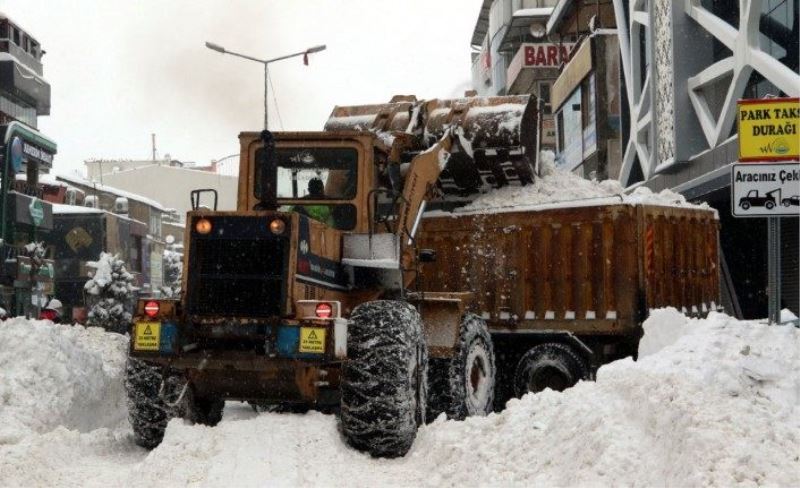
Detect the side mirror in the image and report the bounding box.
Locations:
[191,189,218,211]
[418,249,436,263]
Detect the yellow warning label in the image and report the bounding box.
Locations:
[134,322,161,351]
[299,327,326,354]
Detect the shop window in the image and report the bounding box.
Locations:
[556,88,583,169]
[538,81,552,114]
[130,236,143,272]
[581,74,597,157]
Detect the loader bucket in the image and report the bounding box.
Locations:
[324,95,422,134]
[424,95,538,192]
[324,94,539,192]
[422,95,536,155]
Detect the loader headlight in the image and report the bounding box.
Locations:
[269,218,286,235]
[195,218,212,235]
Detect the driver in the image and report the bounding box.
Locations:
[295,178,333,225]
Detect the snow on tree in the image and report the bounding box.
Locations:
[84,253,138,334]
[160,247,183,298]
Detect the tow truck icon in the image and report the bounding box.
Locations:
[739,189,781,210]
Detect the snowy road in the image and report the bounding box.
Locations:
[1,310,799,487]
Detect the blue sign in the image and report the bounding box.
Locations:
[10,136,23,173]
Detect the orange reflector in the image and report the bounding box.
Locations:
[315,302,333,318]
[195,218,212,234]
[269,219,286,235]
[144,300,160,318]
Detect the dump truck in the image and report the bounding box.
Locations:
[125,94,720,458]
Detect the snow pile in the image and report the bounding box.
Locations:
[140,310,798,487]
[2,311,798,487]
[458,151,710,213]
[0,319,128,444]
[413,309,799,487]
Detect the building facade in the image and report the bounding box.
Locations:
[93,163,238,223]
[0,13,58,315]
[611,0,799,317]
[468,0,800,318]
[54,174,167,294]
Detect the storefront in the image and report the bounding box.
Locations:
[0,120,57,315]
[551,34,623,180]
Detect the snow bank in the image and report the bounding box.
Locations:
[458,151,711,213]
[2,312,798,487]
[413,311,799,487]
[0,319,128,444]
[133,313,800,486]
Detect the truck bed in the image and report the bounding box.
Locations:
[416,203,719,338]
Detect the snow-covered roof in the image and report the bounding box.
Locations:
[52,204,103,215]
[54,173,167,212]
[513,7,553,18]
[102,162,238,180]
[15,173,68,188]
[52,203,147,226]
[0,53,45,82]
[546,0,574,36]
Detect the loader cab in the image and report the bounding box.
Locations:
[240,131,376,233]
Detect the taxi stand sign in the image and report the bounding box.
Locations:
[737,97,799,162]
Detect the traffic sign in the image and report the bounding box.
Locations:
[731,163,800,217]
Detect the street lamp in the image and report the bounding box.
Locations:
[204,41,327,130]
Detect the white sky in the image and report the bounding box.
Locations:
[1,0,483,176]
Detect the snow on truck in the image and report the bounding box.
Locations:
[125,95,720,457]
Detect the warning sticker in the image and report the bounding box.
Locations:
[299,327,326,354]
[134,322,161,351]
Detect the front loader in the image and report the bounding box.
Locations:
[125,95,537,457]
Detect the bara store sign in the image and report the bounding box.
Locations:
[732,98,799,217]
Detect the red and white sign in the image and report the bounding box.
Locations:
[315,302,333,318]
[522,43,574,68]
[144,300,160,318]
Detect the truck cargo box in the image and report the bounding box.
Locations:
[416,202,720,338]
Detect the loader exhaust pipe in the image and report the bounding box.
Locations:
[255,129,278,211]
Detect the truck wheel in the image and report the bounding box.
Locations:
[185,387,224,426]
[340,300,427,458]
[765,201,775,210]
[427,314,495,420]
[740,201,751,210]
[513,343,589,396]
[124,358,184,449]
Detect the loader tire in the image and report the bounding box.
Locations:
[427,314,495,421]
[186,388,224,426]
[340,300,427,458]
[124,358,184,449]
[513,343,589,397]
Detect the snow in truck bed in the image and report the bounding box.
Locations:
[444,151,713,216]
[1,310,797,487]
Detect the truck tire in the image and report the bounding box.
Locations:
[740,201,751,210]
[186,387,224,426]
[427,314,495,420]
[765,201,775,210]
[513,343,589,396]
[340,300,427,458]
[124,358,184,449]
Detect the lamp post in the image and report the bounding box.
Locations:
[205,42,326,130]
